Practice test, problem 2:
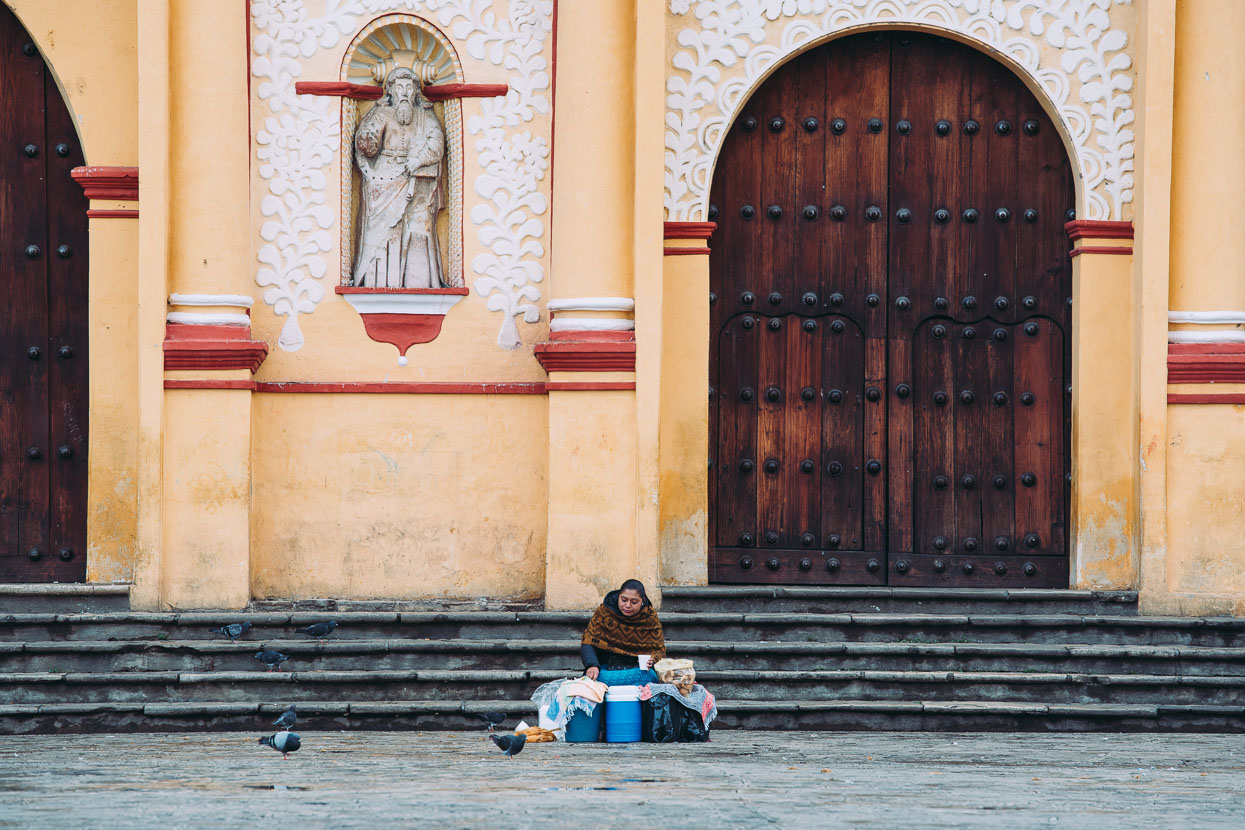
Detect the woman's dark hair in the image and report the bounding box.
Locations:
[618,579,651,607]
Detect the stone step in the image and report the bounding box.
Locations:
[6,638,1245,676]
[2,611,1241,646]
[0,584,130,614]
[0,698,1241,735]
[661,586,1140,616]
[4,667,1245,706]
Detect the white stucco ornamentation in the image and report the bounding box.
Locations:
[665,0,1136,222]
[251,0,552,352]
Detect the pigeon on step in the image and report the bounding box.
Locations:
[476,711,506,733]
[259,731,301,760]
[491,733,526,760]
[209,622,252,641]
[255,649,290,671]
[297,620,338,642]
[272,704,297,730]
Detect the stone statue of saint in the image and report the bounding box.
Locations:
[352,67,446,288]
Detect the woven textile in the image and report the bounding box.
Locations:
[581,590,666,662]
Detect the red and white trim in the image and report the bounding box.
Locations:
[1168,310,1245,344]
[536,297,636,373]
[335,287,469,365]
[70,165,139,219]
[663,221,717,256]
[163,293,268,373]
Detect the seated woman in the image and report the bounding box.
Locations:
[580,579,665,686]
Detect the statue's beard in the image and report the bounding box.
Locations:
[395,99,415,125]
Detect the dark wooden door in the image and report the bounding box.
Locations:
[708,32,1072,588]
[0,6,89,582]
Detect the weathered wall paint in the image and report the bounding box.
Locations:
[1161,404,1245,616]
[250,394,548,602]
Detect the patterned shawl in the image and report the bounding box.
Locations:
[581,591,666,662]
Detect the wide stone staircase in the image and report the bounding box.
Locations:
[2,584,1245,734]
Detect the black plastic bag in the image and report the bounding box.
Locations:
[678,707,710,742]
[642,694,711,743]
[641,693,680,743]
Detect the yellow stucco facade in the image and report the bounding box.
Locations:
[4,0,1242,614]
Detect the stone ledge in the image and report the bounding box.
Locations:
[0,584,130,596]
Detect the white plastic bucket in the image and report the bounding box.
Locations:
[604,685,642,702]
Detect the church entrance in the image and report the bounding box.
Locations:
[708,32,1073,588]
[0,6,89,582]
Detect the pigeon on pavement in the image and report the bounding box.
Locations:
[490,733,526,760]
[272,704,297,730]
[297,620,338,642]
[476,711,506,733]
[259,731,301,760]
[209,622,252,641]
[255,649,290,671]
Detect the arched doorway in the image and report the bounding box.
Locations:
[708,32,1073,588]
[0,6,89,581]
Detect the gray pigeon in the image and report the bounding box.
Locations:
[209,622,252,641]
[272,704,297,730]
[476,711,506,733]
[297,620,338,641]
[255,649,289,671]
[259,731,301,760]
[490,733,526,760]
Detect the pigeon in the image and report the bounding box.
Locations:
[476,711,506,733]
[491,733,526,760]
[259,731,301,760]
[208,622,252,641]
[272,704,297,730]
[255,649,290,671]
[296,620,338,642]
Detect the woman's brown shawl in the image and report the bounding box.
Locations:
[581,603,666,662]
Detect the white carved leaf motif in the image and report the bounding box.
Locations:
[665,0,1135,222]
[251,0,552,352]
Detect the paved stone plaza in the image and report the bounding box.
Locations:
[1,731,1242,829]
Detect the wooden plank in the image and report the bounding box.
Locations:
[715,319,759,549]
[0,17,52,581]
[785,315,820,550]
[755,314,785,549]
[819,319,865,550]
[44,69,89,582]
[912,320,955,554]
[953,322,987,555]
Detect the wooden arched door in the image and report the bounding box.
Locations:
[0,7,89,581]
[708,32,1073,588]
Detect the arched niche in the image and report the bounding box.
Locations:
[339,15,465,288]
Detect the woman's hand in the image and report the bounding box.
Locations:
[585,667,599,681]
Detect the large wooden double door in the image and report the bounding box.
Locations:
[0,6,89,582]
[708,32,1073,588]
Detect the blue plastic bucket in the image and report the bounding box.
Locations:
[564,703,603,742]
[604,685,642,743]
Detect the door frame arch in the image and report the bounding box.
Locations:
[658,16,1139,592]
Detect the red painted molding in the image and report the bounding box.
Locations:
[70,166,139,201]
[1168,343,1245,383]
[1168,393,1245,405]
[163,379,639,394]
[163,324,269,373]
[533,341,637,372]
[87,209,138,219]
[295,81,383,99]
[1065,219,1134,241]
[424,83,509,101]
[550,329,635,342]
[254,382,547,395]
[295,81,509,101]
[664,246,712,256]
[663,221,718,240]
[547,381,636,392]
[165,379,257,391]
[1069,245,1133,258]
[335,287,470,296]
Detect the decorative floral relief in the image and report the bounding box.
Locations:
[665,0,1135,222]
[251,0,552,351]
